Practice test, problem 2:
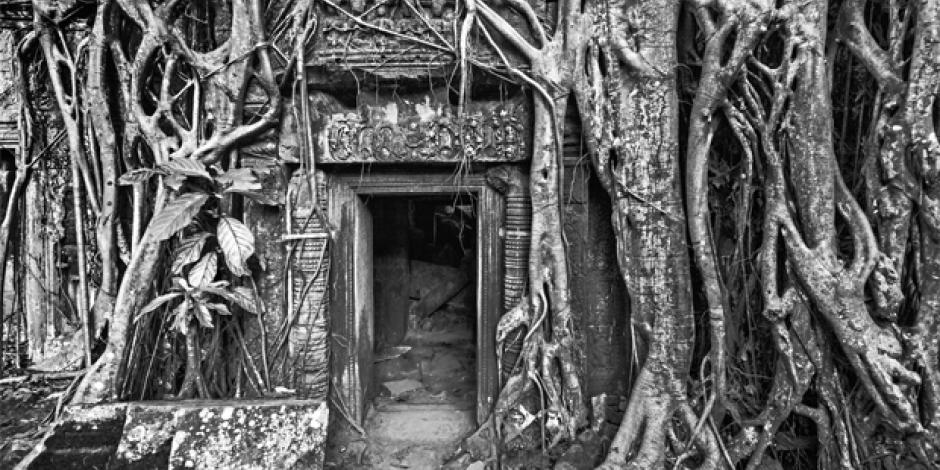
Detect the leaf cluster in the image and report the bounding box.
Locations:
[132,157,275,334]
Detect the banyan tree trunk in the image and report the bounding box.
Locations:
[596,1,713,467]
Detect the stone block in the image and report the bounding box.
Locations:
[112,405,175,468]
[167,401,329,469]
[22,400,328,469]
[374,355,421,382]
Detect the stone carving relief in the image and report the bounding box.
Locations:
[309,0,528,77]
[316,19,456,72]
[318,98,529,163]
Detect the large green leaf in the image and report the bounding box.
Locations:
[139,292,183,315]
[159,157,212,180]
[118,168,160,185]
[206,302,232,316]
[187,252,218,288]
[194,302,214,328]
[148,193,209,241]
[201,285,259,314]
[231,286,260,314]
[217,216,254,277]
[171,233,210,274]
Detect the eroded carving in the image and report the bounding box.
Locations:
[316,19,456,73]
[319,100,529,163]
[309,0,527,77]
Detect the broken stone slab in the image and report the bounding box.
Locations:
[15,399,328,469]
[380,379,425,398]
[446,285,474,310]
[374,355,422,382]
[411,307,475,344]
[374,345,412,362]
[408,260,469,322]
[424,352,464,379]
[166,400,328,469]
[111,404,176,468]
[14,403,127,470]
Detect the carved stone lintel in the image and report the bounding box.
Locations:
[318,98,529,164]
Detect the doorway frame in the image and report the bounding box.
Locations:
[328,170,504,424]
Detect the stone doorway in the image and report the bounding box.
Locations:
[327,172,503,427]
[325,172,503,468]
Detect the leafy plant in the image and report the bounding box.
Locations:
[121,156,271,316]
[123,157,274,397]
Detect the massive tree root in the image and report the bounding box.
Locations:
[574,0,723,466]
[684,0,773,418]
[30,0,283,403]
[464,0,591,451]
[715,0,937,464]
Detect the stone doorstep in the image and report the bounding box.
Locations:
[365,404,476,445]
[20,399,328,470]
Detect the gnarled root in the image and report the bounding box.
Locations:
[783,232,922,432]
[71,239,163,403]
[596,365,719,470]
[597,367,674,469]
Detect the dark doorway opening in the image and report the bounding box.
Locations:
[368,194,478,410]
[325,172,503,468]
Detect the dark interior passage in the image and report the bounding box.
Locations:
[368,195,478,409]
